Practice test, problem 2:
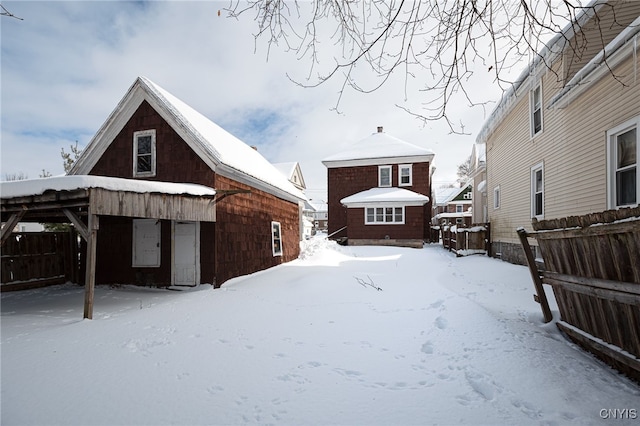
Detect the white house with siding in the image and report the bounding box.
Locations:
[477,0,640,264]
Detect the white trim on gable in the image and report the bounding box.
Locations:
[69,77,305,204]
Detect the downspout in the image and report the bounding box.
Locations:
[634,33,638,86]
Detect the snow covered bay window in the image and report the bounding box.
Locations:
[341,187,429,226]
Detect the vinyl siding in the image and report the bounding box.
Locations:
[487,48,640,246]
[563,1,640,83]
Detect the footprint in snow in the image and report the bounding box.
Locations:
[464,370,500,402]
[435,316,448,330]
[429,299,445,310]
[421,341,435,354]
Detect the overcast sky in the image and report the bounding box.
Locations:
[1,1,525,201]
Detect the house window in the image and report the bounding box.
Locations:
[378,165,392,187]
[530,83,543,137]
[607,117,639,208]
[132,219,161,267]
[399,164,412,186]
[271,221,283,256]
[494,186,500,209]
[133,130,156,177]
[365,207,405,224]
[456,205,463,213]
[531,162,544,219]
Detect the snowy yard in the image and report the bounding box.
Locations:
[2,238,639,425]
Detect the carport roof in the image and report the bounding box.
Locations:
[1,175,218,226]
[1,175,216,199]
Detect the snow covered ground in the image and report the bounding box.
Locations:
[2,238,639,425]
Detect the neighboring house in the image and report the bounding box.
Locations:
[432,186,458,217]
[322,126,435,248]
[469,143,487,224]
[477,1,640,264]
[309,201,328,234]
[432,182,473,227]
[272,162,306,191]
[67,76,305,287]
[273,161,314,239]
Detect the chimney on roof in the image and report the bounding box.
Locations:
[251,145,258,151]
[377,126,383,133]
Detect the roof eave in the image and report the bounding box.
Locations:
[323,154,435,168]
[342,199,429,208]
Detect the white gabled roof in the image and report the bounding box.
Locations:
[273,161,306,190]
[322,129,434,168]
[0,175,216,199]
[434,187,459,205]
[70,77,305,203]
[340,187,429,207]
[272,162,298,179]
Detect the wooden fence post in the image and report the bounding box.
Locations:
[517,228,553,323]
[83,213,98,320]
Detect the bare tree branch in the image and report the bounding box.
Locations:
[1,3,23,20]
[227,0,631,132]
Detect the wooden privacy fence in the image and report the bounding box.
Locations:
[439,224,490,256]
[1,231,80,291]
[519,206,640,382]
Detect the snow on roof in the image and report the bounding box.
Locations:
[272,162,298,179]
[309,201,327,211]
[140,78,304,201]
[0,175,216,199]
[434,187,459,205]
[322,129,434,164]
[70,77,304,203]
[434,211,473,219]
[341,187,429,206]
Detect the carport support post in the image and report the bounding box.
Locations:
[84,213,98,319]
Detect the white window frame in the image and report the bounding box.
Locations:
[365,206,405,225]
[271,221,283,256]
[607,116,639,209]
[378,165,392,187]
[456,205,463,213]
[493,186,500,209]
[531,162,544,220]
[398,164,412,186]
[133,129,157,177]
[530,82,543,138]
